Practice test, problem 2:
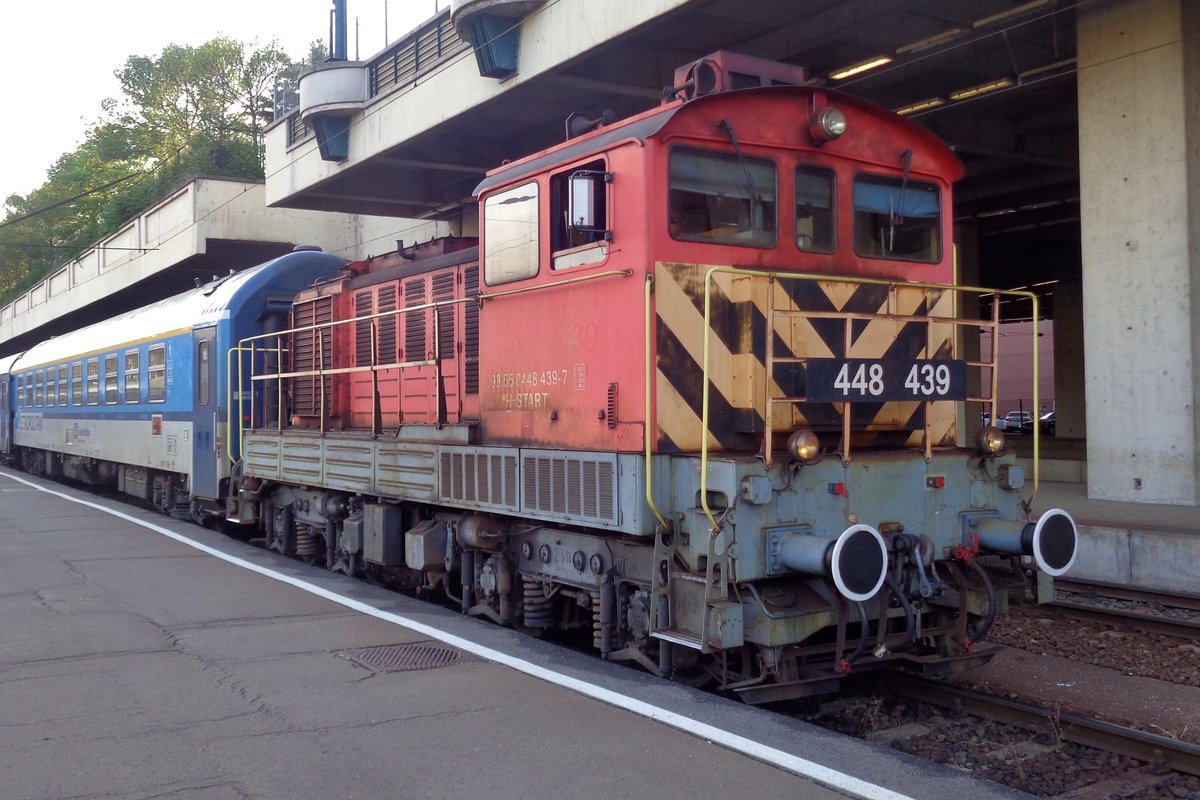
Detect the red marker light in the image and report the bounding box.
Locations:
[828,482,847,495]
[926,476,946,489]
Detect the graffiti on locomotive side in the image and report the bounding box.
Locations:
[490,363,586,409]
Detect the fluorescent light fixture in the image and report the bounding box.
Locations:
[1019,57,1076,80]
[895,97,945,115]
[829,55,893,80]
[973,0,1056,29]
[949,77,1014,100]
[895,27,968,54]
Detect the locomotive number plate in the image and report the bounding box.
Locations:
[806,359,967,402]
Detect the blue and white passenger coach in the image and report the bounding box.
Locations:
[0,249,345,520]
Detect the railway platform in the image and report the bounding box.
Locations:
[1032,480,1197,595]
[0,467,1027,800]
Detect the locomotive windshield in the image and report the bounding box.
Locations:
[668,148,776,247]
[852,174,941,263]
[795,166,835,252]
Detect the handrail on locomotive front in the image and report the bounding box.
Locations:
[697,266,1040,532]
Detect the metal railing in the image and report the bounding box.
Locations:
[227,268,633,459]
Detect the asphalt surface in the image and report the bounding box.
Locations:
[0,467,1030,800]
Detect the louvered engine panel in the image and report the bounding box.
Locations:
[291,296,333,419]
[438,447,520,512]
[461,268,479,397]
[521,449,617,525]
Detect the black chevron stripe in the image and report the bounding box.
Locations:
[655,317,755,451]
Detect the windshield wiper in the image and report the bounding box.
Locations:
[717,119,763,228]
[887,148,914,252]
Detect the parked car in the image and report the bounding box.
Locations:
[1003,411,1033,433]
[1040,410,1056,436]
[981,412,1006,430]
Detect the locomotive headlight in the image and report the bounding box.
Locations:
[787,429,821,463]
[975,425,1006,456]
[809,107,847,143]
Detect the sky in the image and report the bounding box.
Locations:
[0,0,442,204]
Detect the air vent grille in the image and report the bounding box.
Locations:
[522,453,616,523]
[439,451,518,509]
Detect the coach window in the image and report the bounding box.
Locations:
[197,341,210,405]
[72,362,83,406]
[86,359,99,405]
[17,375,24,409]
[148,345,166,403]
[551,160,609,270]
[668,147,777,247]
[795,167,835,252]
[35,371,43,407]
[104,355,118,404]
[484,182,539,285]
[852,174,941,263]
[57,366,67,406]
[46,368,55,408]
[124,351,140,403]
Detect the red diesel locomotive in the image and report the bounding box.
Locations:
[229,52,1077,701]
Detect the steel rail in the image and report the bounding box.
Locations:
[1033,601,1200,640]
[879,673,1200,777]
[1053,578,1200,613]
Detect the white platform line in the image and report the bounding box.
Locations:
[5,472,914,800]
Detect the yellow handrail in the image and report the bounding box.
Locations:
[697,266,1041,530]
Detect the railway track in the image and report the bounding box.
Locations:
[878,672,1200,778]
[1044,578,1200,640]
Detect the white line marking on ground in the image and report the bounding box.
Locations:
[6,472,914,800]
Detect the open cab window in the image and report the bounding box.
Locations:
[484,182,540,285]
[552,159,610,270]
[853,174,941,263]
[668,147,776,247]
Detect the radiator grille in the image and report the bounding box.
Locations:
[522,453,616,523]
[439,451,518,509]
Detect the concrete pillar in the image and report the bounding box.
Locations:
[1077,0,1200,504]
[1052,276,1086,440]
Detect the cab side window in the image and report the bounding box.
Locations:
[484,182,539,285]
[551,159,609,270]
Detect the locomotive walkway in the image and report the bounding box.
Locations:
[0,467,1028,800]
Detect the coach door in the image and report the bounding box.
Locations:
[191,327,220,499]
[0,378,10,455]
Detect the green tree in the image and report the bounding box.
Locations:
[1,37,314,305]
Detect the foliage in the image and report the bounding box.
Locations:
[0,37,320,304]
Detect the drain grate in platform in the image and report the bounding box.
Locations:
[340,641,485,672]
